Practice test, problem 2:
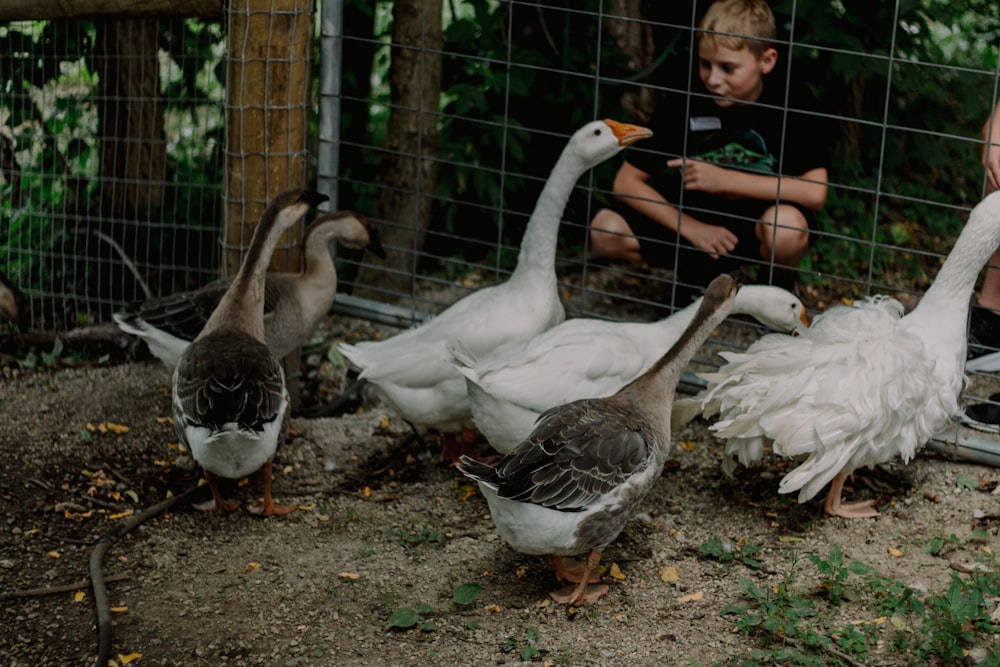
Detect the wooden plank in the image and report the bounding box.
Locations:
[0,0,223,20]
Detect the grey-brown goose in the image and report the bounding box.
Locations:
[458,273,738,606]
[115,210,383,368]
[172,189,328,515]
[0,270,25,325]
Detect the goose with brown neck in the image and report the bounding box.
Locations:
[172,189,328,516]
[115,210,383,369]
[677,192,1000,519]
[0,270,25,326]
[338,120,652,456]
[458,273,738,606]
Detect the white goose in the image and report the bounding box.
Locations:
[115,211,383,368]
[452,284,808,454]
[172,189,328,515]
[677,191,1000,519]
[458,274,738,606]
[339,120,652,448]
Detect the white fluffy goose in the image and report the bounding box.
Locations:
[458,273,738,606]
[115,211,383,368]
[339,120,652,444]
[677,191,1000,519]
[452,284,808,454]
[172,189,328,515]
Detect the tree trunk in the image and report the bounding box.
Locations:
[607,0,656,122]
[223,0,314,278]
[96,18,166,218]
[353,0,442,303]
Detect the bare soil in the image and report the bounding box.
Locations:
[4,269,1000,667]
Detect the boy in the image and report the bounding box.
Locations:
[589,0,829,295]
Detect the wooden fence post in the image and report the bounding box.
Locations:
[223,0,315,279]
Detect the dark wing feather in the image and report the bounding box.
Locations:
[489,399,652,512]
[131,277,287,342]
[174,332,286,433]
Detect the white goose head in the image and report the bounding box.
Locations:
[563,119,653,170]
[731,284,809,334]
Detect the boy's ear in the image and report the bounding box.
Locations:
[759,47,778,74]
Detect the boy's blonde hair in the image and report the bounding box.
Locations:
[697,0,776,57]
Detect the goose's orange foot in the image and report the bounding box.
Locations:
[246,461,296,517]
[549,582,609,606]
[192,497,241,514]
[551,555,602,584]
[823,472,879,519]
[248,500,297,516]
[440,427,479,466]
[194,472,240,514]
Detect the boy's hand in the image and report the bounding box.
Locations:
[667,158,733,196]
[680,219,738,260]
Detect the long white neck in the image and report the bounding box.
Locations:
[910,192,1000,329]
[509,147,587,286]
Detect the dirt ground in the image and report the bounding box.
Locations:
[4,278,1000,666]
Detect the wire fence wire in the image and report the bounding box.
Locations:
[2,2,1000,427]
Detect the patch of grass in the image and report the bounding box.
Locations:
[501,627,541,661]
[387,582,483,633]
[713,544,1000,666]
[699,536,764,570]
[389,522,447,562]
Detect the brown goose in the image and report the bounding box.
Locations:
[0,270,25,325]
[458,273,738,606]
[115,211,383,368]
[172,189,328,515]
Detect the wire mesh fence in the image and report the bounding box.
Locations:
[2,1,1000,443]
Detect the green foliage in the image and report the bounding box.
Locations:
[717,544,1000,665]
[774,1,1000,288]
[389,522,446,562]
[807,545,872,604]
[0,18,224,325]
[451,582,482,605]
[699,536,764,570]
[387,583,484,633]
[502,627,541,661]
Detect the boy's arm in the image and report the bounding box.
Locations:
[983,99,1000,194]
[666,159,828,211]
[613,160,739,259]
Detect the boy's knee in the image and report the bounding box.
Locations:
[589,209,629,254]
[759,205,810,261]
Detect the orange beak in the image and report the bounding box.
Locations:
[799,306,810,328]
[604,118,653,146]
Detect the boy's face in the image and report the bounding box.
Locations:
[698,43,778,107]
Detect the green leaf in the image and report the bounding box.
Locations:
[415,603,435,614]
[956,474,980,490]
[388,607,419,629]
[720,603,748,615]
[420,620,438,632]
[452,582,482,605]
[519,646,540,661]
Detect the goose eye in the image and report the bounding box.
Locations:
[593,128,603,136]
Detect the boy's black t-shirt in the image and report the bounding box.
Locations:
[623,86,829,213]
